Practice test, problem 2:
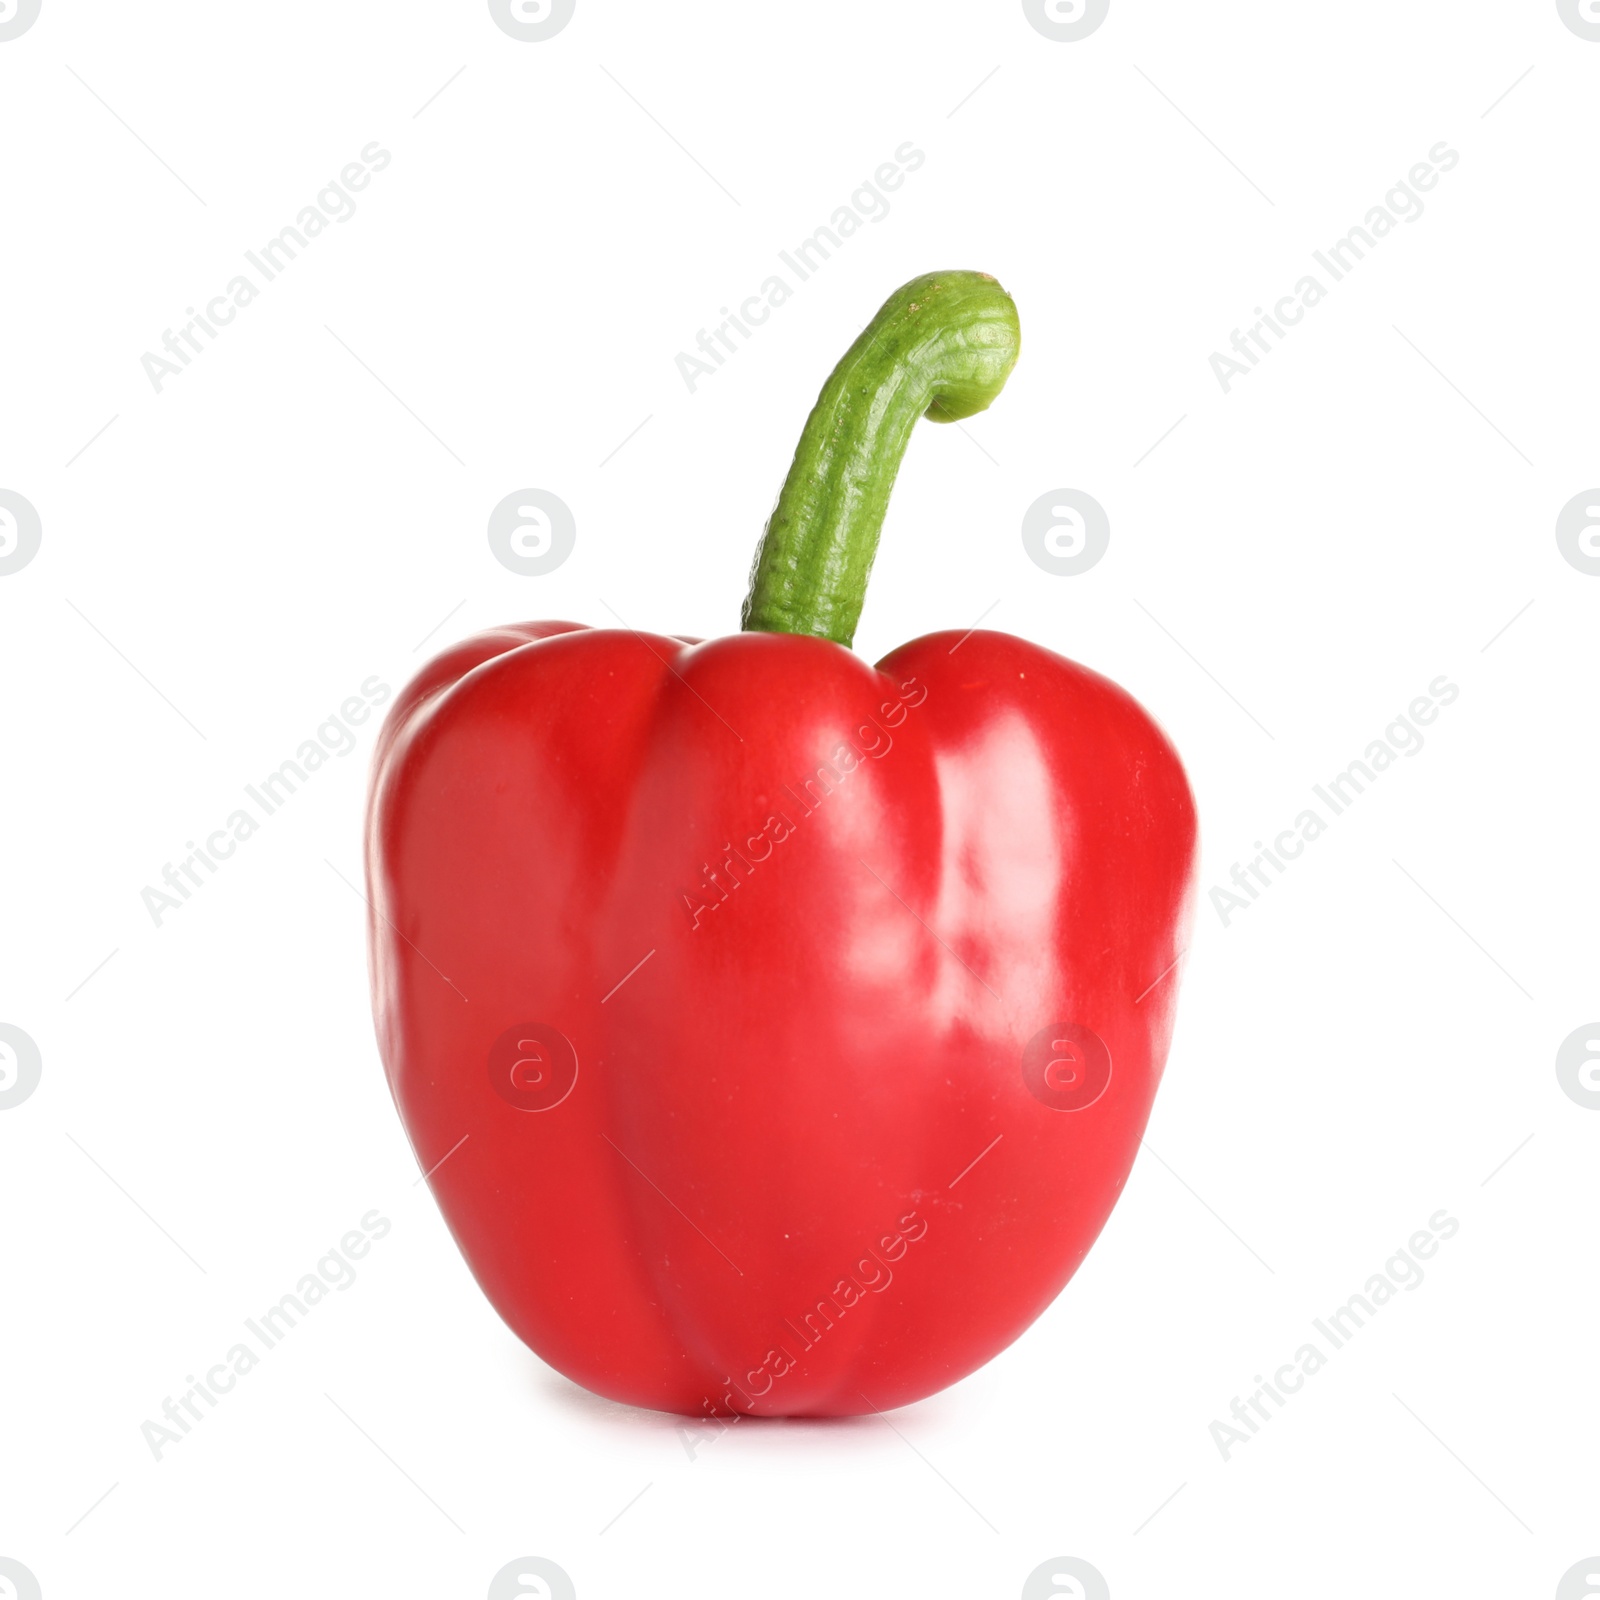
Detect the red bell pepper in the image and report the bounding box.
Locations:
[365,272,1197,1417]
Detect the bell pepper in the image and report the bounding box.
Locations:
[364,272,1197,1417]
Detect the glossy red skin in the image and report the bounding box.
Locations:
[365,622,1197,1417]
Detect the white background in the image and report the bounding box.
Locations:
[2,2,1597,1597]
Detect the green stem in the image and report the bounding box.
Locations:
[740,270,1021,649]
